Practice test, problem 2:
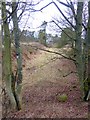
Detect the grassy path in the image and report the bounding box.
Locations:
[9,44,88,118]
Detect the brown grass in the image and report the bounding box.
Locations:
[8,42,88,118]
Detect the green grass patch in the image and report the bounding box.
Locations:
[56,93,68,102]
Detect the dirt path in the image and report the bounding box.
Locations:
[9,43,88,118]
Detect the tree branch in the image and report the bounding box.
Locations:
[52,1,76,29]
[30,45,76,62]
[32,1,75,29]
[51,20,76,41]
[2,2,18,23]
[55,0,70,8]
[63,71,77,77]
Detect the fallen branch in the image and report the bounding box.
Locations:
[30,45,76,62]
[63,71,77,77]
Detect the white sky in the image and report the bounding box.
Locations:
[0,0,75,35]
[1,0,86,36]
[19,0,69,35]
[0,0,66,35]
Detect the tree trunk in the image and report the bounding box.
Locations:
[75,1,84,97]
[85,1,90,100]
[12,1,22,110]
[87,1,90,88]
[2,2,16,114]
[81,1,90,101]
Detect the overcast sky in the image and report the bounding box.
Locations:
[19,0,70,36]
[1,0,80,35]
[0,0,89,37]
[0,0,69,36]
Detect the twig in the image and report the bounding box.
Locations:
[63,71,77,77]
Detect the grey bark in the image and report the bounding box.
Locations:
[75,1,84,97]
[2,2,16,115]
[87,1,90,95]
[12,2,22,110]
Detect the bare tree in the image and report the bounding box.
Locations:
[2,2,16,116]
[83,1,90,101]
[1,0,44,113]
[32,0,89,100]
[12,1,22,110]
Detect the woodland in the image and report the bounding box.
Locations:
[1,0,90,119]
